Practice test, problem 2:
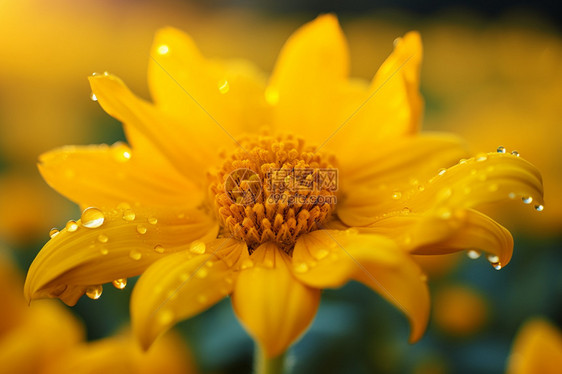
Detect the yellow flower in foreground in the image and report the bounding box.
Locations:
[25,15,544,358]
[506,318,562,374]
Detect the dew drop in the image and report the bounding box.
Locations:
[293,262,309,273]
[123,209,136,221]
[158,309,174,326]
[534,204,544,212]
[111,142,132,162]
[392,191,402,200]
[314,249,329,260]
[511,150,520,157]
[81,207,105,228]
[112,278,127,290]
[100,247,109,255]
[417,185,425,192]
[240,259,254,269]
[85,285,103,300]
[136,224,147,234]
[129,249,142,260]
[154,245,165,254]
[438,168,447,176]
[493,263,502,270]
[476,154,488,162]
[157,44,169,55]
[401,207,412,214]
[217,79,230,94]
[195,268,208,279]
[97,234,109,243]
[66,220,79,232]
[90,92,98,101]
[487,254,500,264]
[522,196,533,204]
[497,146,506,154]
[148,216,158,225]
[467,249,481,259]
[49,228,60,238]
[189,240,206,254]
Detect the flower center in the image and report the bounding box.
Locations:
[209,134,338,253]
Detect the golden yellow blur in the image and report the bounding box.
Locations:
[507,318,562,374]
[432,284,489,337]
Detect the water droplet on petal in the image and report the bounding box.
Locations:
[136,224,147,234]
[157,44,169,55]
[195,268,208,279]
[90,92,98,101]
[148,216,158,225]
[81,207,105,228]
[401,207,411,214]
[493,262,502,270]
[154,245,164,254]
[476,154,488,162]
[49,228,60,238]
[189,240,206,254]
[314,249,329,260]
[534,204,544,212]
[66,220,79,232]
[111,142,132,162]
[100,248,109,255]
[123,210,136,221]
[392,191,402,199]
[417,185,425,192]
[217,79,230,94]
[85,285,103,300]
[497,146,506,154]
[293,262,309,273]
[487,254,500,263]
[467,249,481,259]
[158,309,174,326]
[97,234,109,243]
[438,168,447,176]
[522,196,533,204]
[112,278,127,290]
[511,150,520,157]
[129,249,142,260]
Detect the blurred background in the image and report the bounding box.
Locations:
[0,0,561,373]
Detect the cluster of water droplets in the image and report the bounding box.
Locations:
[48,203,167,300]
[497,146,544,212]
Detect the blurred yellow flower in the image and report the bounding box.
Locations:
[507,318,562,374]
[432,284,488,337]
[44,329,195,374]
[25,15,543,359]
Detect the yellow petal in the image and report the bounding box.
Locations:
[362,209,513,267]
[231,242,320,358]
[39,144,200,209]
[89,73,213,183]
[131,238,248,349]
[149,27,267,138]
[268,14,350,143]
[411,210,513,268]
[338,133,469,226]
[25,206,218,306]
[292,230,429,342]
[327,31,423,156]
[0,300,84,374]
[507,318,562,374]
[408,152,544,213]
[43,329,195,374]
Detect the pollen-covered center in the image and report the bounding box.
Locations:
[209,134,338,253]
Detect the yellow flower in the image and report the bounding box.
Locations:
[25,15,544,358]
[506,318,562,374]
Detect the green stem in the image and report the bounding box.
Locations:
[255,345,285,374]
